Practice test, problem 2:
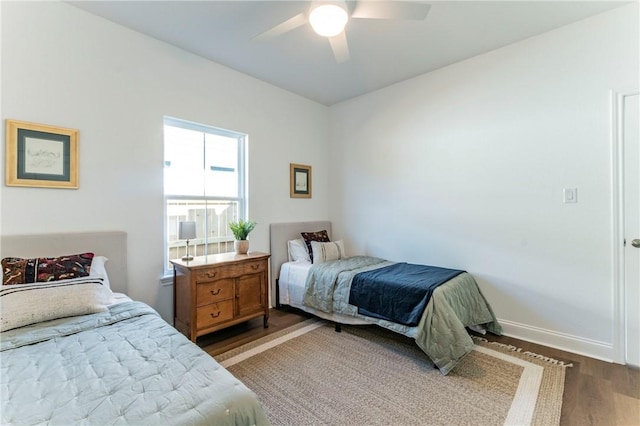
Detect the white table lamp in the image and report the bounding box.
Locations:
[179,221,196,261]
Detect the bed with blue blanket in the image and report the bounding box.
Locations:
[271,222,502,375]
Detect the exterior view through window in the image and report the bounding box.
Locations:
[163,116,247,272]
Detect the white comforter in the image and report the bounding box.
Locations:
[0,301,269,425]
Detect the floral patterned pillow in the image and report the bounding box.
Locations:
[300,230,331,262]
[2,253,94,285]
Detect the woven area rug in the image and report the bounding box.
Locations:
[215,319,568,426]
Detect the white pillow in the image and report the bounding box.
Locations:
[311,240,346,264]
[0,276,113,332]
[287,238,311,263]
[89,255,111,290]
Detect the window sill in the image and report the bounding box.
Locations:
[160,275,173,287]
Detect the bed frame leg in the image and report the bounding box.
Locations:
[275,278,281,309]
[334,323,341,333]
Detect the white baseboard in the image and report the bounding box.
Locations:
[498,318,617,363]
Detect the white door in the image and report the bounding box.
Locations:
[624,93,639,367]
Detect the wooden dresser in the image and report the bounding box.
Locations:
[171,251,270,342]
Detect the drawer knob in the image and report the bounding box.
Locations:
[206,271,217,278]
[251,264,259,270]
[210,311,221,318]
[210,288,221,296]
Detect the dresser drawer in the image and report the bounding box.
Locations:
[194,261,266,283]
[195,266,235,283]
[196,299,234,329]
[239,260,266,275]
[196,280,234,306]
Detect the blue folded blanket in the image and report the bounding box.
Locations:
[349,263,464,326]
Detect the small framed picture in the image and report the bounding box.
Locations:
[290,163,311,198]
[5,119,79,189]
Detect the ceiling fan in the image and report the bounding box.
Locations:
[253,1,431,63]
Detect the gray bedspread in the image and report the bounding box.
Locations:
[303,256,502,374]
[0,301,270,426]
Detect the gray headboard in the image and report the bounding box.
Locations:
[269,221,331,305]
[0,231,128,294]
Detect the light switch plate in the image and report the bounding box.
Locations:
[563,188,578,203]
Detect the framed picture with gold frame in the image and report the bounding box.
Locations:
[5,119,79,189]
[290,163,311,198]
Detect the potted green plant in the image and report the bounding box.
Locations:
[229,219,256,254]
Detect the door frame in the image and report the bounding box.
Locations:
[611,89,639,364]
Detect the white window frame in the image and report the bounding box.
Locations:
[163,116,248,276]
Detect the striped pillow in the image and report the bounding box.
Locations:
[311,240,346,264]
[0,276,113,332]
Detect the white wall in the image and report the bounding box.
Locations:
[0,1,330,320]
[328,4,639,361]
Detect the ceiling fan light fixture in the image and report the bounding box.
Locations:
[309,4,348,37]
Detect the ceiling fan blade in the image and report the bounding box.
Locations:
[253,13,307,41]
[329,32,350,63]
[351,2,431,20]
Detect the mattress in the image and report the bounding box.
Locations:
[0,301,270,425]
[110,292,133,304]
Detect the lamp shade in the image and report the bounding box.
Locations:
[178,221,196,240]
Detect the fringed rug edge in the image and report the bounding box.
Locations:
[472,335,574,368]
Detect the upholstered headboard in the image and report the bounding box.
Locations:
[269,221,331,305]
[0,231,128,294]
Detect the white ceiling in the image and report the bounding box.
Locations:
[68,1,629,106]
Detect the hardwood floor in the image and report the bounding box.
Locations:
[198,307,640,426]
[486,332,640,426]
[197,306,314,357]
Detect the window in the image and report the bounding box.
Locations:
[163,116,247,273]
